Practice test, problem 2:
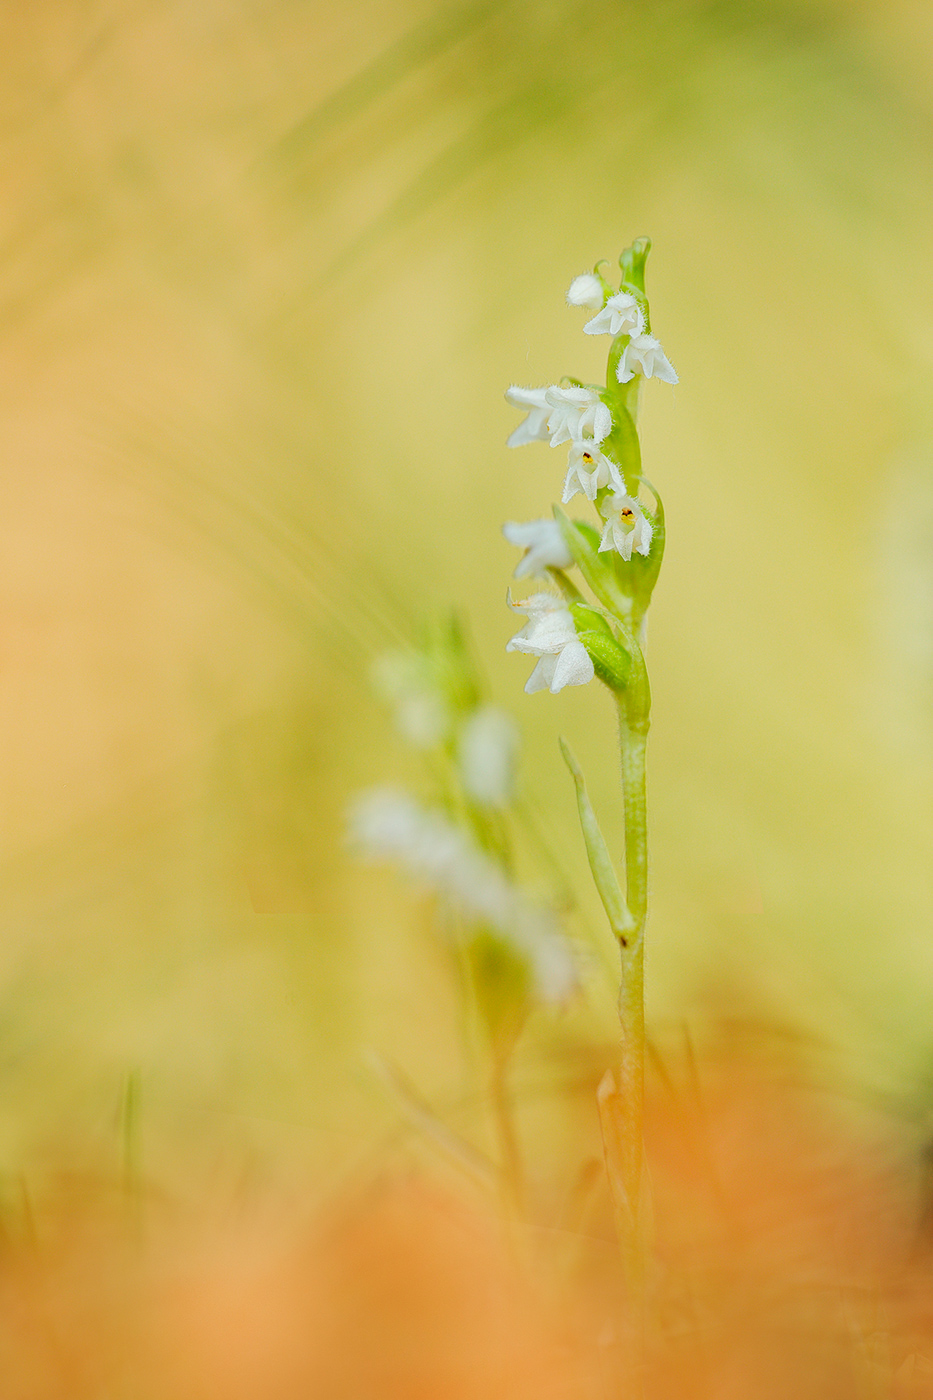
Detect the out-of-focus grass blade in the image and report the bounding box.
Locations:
[267,0,505,169]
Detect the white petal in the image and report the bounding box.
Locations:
[606,459,626,493]
[505,384,549,408]
[508,608,578,655]
[634,516,654,555]
[549,640,595,692]
[560,467,579,504]
[502,520,539,548]
[504,518,573,578]
[524,655,557,693]
[584,293,642,338]
[614,522,634,560]
[507,416,545,448]
[592,401,612,443]
[582,307,614,336]
[650,350,678,384]
[505,385,552,447]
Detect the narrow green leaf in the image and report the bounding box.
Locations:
[559,738,635,945]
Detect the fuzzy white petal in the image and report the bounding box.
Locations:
[524,655,557,693]
[503,519,573,578]
[593,400,612,442]
[616,334,678,385]
[544,385,611,446]
[566,273,604,309]
[549,640,595,692]
[505,384,552,447]
[583,293,644,339]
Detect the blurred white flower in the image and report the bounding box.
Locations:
[544,385,612,447]
[597,492,654,560]
[566,273,605,309]
[502,518,573,579]
[506,592,594,694]
[561,441,624,504]
[504,384,551,447]
[349,788,575,1000]
[583,292,644,339]
[457,705,518,807]
[616,333,678,385]
[372,652,451,748]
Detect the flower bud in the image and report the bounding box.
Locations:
[619,237,651,294]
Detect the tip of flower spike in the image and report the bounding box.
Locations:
[565,273,604,310]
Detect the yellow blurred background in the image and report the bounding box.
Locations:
[2,0,933,1247]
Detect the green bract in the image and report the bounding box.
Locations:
[569,603,631,693]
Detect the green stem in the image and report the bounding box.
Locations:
[601,685,650,1380]
[617,704,647,1216]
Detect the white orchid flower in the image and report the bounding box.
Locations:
[502,518,573,578]
[504,385,551,447]
[349,788,576,1001]
[597,492,654,561]
[583,292,644,339]
[561,441,624,504]
[544,385,612,446]
[566,273,605,310]
[616,333,678,385]
[506,592,594,694]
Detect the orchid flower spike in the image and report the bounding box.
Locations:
[583,292,644,339]
[544,385,612,447]
[616,333,678,385]
[597,492,654,561]
[502,519,573,578]
[561,441,624,504]
[566,273,605,310]
[506,592,595,694]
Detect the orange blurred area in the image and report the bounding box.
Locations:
[1,1047,933,1397]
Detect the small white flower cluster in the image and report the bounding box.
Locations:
[502,263,674,693]
[349,788,576,1001]
[567,275,677,386]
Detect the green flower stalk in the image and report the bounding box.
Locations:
[503,240,673,1318]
